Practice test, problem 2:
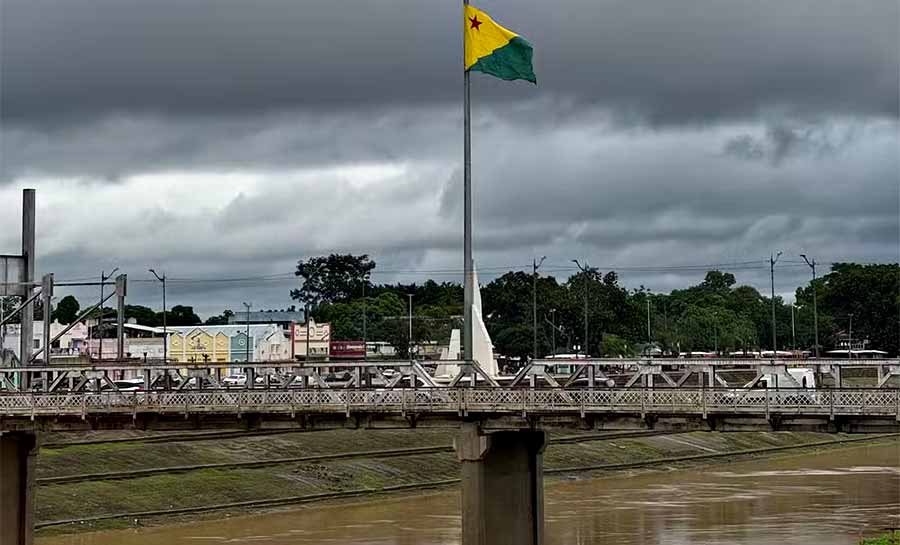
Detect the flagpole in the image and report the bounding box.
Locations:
[462,0,473,364]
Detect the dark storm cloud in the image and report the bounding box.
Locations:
[2,0,897,128]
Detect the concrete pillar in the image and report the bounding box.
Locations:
[455,424,545,545]
[0,432,37,545]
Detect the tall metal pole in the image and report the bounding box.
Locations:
[462,0,473,364]
[116,274,126,361]
[162,275,167,362]
[304,303,310,361]
[408,293,414,360]
[532,256,545,359]
[243,302,252,362]
[801,255,819,358]
[362,281,367,360]
[769,252,782,355]
[646,296,651,344]
[20,189,35,368]
[550,309,556,356]
[98,267,118,361]
[848,314,853,361]
[791,304,796,351]
[150,269,167,363]
[572,260,590,357]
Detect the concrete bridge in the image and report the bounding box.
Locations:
[2,362,899,545]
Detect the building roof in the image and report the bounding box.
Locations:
[229,311,305,324]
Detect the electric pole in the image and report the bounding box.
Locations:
[149,269,166,363]
[532,256,546,360]
[98,268,118,361]
[572,259,592,358]
[800,254,819,358]
[769,252,782,356]
[243,302,252,362]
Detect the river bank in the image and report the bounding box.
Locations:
[34,428,899,536]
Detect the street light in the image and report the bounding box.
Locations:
[548,308,557,356]
[769,252,782,356]
[242,302,252,362]
[799,254,819,358]
[98,267,119,361]
[408,293,414,361]
[532,256,546,359]
[572,259,593,358]
[148,269,167,363]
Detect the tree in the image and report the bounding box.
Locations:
[53,295,80,325]
[205,309,235,325]
[290,254,376,307]
[166,305,201,326]
[123,305,159,327]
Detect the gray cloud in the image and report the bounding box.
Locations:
[2,0,896,128]
[1,0,897,317]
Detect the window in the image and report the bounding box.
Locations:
[33,339,40,349]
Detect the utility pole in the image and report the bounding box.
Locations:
[791,304,796,351]
[848,313,853,361]
[98,267,119,361]
[149,269,167,363]
[532,256,546,360]
[243,302,252,362]
[769,252,782,356]
[549,309,556,356]
[362,281,367,361]
[800,254,819,358]
[646,295,651,344]
[572,259,592,358]
[408,293,414,360]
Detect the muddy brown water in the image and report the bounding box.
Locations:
[39,442,899,545]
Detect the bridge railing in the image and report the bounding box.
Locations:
[0,388,898,418]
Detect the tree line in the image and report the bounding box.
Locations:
[3,256,896,357]
[290,255,899,358]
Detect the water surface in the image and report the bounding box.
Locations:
[39,442,900,545]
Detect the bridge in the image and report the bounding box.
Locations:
[2,360,899,545]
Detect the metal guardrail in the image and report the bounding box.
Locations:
[0,388,897,419]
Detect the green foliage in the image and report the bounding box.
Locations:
[290,254,375,307]
[860,532,900,545]
[205,309,234,325]
[287,257,899,359]
[165,305,201,327]
[53,295,81,325]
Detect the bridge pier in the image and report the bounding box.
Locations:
[0,432,37,545]
[455,423,545,545]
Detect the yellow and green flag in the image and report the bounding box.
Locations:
[464,5,536,84]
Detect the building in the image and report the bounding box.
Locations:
[166,324,290,363]
[228,310,305,329]
[292,320,331,360]
[0,321,90,363]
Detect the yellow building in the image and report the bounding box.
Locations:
[169,330,230,363]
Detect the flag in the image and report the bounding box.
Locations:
[464,5,536,84]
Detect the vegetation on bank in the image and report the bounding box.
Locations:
[33,429,897,534]
[861,533,900,545]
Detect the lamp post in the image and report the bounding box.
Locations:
[242,302,252,362]
[98,267,119,361]
[799,254,819,358]
[769,252,782,356]
[148,269,166,363]
[408,293,414,360]
[532,256,546,360]
[548,309,556,357]
[572,259,593,358]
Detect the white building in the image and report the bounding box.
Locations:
[167,324,291,363]
[292,319,331,359]
[0,321,90,363]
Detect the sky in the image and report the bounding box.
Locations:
[1,0,898,317]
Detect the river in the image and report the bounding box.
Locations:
[39,442,899,545]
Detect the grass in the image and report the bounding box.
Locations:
[33,429,898,535]
[861,533,900,545]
